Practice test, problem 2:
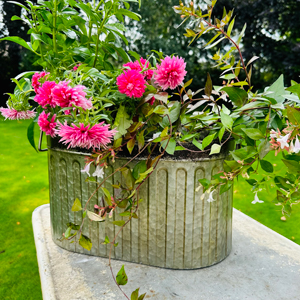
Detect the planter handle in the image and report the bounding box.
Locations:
[38,131,48,152]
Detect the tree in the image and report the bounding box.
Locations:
[127,0,300,91]
[0,0,38,107]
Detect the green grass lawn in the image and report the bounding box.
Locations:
[0,118,299,300]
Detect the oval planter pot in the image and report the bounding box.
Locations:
[48,140,233,269]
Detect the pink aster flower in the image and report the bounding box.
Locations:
[123,58,153,81]
[0,107,36,120]
[154,56,187,90]
[34,81,57,108]
[32,71,50,93]
[116,69,146,98]
[52,81,92,110]
[37,111,57,137]
[56,122,117,149]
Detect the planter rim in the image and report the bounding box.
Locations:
[48,145,229,162]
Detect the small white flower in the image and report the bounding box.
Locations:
[147,132,161,141]
[294,136,300,154]
[81,161,92,177]
[92,165,104,178]
[207,189,216,203]
[270,129,278,139]
[251,192,264,204]
[277,133,290,149]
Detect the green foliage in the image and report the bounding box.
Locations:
[116,265,128,285]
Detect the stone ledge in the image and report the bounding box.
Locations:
[32,204,300,300]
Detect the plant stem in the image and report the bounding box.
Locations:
[93,28,101,67]
[53,0,58,54]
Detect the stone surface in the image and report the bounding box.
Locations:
[33,204,300,300]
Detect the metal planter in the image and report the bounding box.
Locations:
[48,142,233,269]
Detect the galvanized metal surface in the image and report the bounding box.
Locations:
[48,147,233,269]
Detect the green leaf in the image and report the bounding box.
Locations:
[204,73,212,97]
[135,167,153,184]
[282,159,300,173]
[260,160,274,173]
[133,161,147,180]
[131,288,139,300]
[153,105,169,115]
[230,146,257,161]
[227,17,235,36]
[160,138,176,155]
[79,234,92,251]
[27,121,38,152]
[266,74,285,103]
[113,220,126,227]
[220,180,233,194]
[113,105,133,140]
[87,210,104,222]
[209,144,221,155]
[221,87,248,107]
[102,236,110,245]
[218,126,225,142]
[118,9,141,21]
[0,36,34,52]
[127,138,136,155]
[286,83,300,98]
[154,92,168,104]
[138,293,146,300]
[161,101,181,127]
[202,133,216,149]
[192,138,202,150]
[100,187,112,206]
[245,179,257,186]
[67,222,80,230]
[121,167,135,190]
[287,106,300,125]
[71,198,82,212]
[220,111,233,130]
[137,130,145,151]
[258,140,271,159]
[116,265,128,285]
[241,128,265,140]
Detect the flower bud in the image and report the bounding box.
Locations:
[190,1,194,6]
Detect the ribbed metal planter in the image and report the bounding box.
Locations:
[48,142,233,269]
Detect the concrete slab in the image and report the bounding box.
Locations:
[32,204,300,300]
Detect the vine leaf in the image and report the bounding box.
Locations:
[71,198,82,212]
[79,234,92,251]
[116,265,128,285]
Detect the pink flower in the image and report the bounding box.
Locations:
[34,81,57,108]
[37,111,57,137]
[73,64,81,71]
[52,81,92,110]
[116,70,146,98]
[123,58,153,80]
[154,56,187,90]
[0,108,36,120]
[56,122,117,149]
[32,71,50,93]
[149,96,155,105]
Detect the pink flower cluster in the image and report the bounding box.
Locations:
[0,108,36,120]
[34,79,92,110]
[32,71,49,93]
[38,111,57,137]
[270,128,300,155]
[116,56,187,99]
[56,122,117,149]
